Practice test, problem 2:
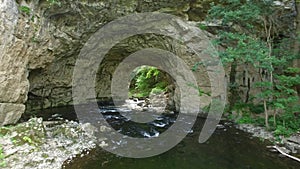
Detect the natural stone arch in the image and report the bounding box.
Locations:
[26,23,218,115]
[70,12,226,156]
[22,0,217,115]
[26,33,209,111]
[71,12,227,124]
[0,0,223,125]
[95,34,182,100]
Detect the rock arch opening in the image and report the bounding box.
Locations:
[25,32,213,118]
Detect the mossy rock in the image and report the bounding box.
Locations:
[1,118,46,146]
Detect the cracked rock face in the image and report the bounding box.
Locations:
[0,0,296,125]
[21,0,217,113]
[0,0,27,125]
[0,0,215,125]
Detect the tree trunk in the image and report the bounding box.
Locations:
[273,109,277,127]
[264,100,269,129]
[293,1,300,100]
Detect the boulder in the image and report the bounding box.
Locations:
[0,103,25,126]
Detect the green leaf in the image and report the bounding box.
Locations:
[19,6,31,15]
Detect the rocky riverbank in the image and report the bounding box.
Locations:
[0,96,175,169]
[236,123,300,157]
[1,112,300,169]
[0,118,98,169]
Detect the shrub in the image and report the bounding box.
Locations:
[274,125,294,137]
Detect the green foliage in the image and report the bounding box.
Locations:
[207,0,300,135]
[230,102,264,115]
[0,144,5,167]
[284,67,300,74]
[198,23,208,30]
[130,66,169,98]
[230,111,265,126]
[249,103,264,114]
[273,109,300,137]
[11,133,41,147]
[208,0,274,35]
[266,67,300,116]
[0,119,45,147]
[216,33,269,66]
[22,136,33,144]
[19,6,31,15]
[274,125,294,137]
[0,126,10,136]
[150,87,165,95]
[273,110,300,137]
[231,108,300,137]
[236,114,256,124]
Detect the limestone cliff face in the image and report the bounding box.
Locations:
[0,0,27,125]
[0,0,297,125]
[24,0,216,112]
[0,0,217,125]
[0,0,58,125]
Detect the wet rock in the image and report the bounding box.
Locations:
[278,146,291,154]
[287,135,300,145]
[216,124,225,129]
[100,125,112,133]
[0,118,97,169]
[149,92,167,108]
[285,142,298,154]
[99,141,108,147]
[285,135,300,154]
[236,124,274,140]
[81,123,98,137]
[151,121,167,128]
[236,123,300,156]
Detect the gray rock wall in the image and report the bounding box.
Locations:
[0,0,56,125]
[0,0,296,125]
[0,0,216,125]
[23,0,217,112]
[0,0,26,125]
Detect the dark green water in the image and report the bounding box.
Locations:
[61,109,300,169]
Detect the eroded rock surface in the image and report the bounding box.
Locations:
[0,0,215,125]
[0,0,296,125]
[0,0,27,125]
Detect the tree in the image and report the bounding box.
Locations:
[207,0,300,129]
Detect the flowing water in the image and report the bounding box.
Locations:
[24,104,300,169]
